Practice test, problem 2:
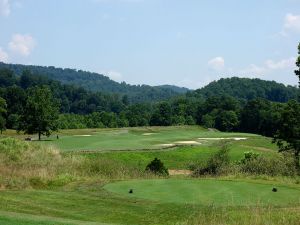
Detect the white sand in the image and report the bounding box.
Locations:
[198,137,247,141]
[175,141,201,145]
[159,144,176,147]
[73,135,92,137]
[142,133,156,136]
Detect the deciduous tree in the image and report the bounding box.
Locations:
[19,86,59,140]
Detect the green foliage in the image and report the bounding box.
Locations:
[201,113,215,128]
[193,142,230,176]
[240,151,260,164]
[192,77,298,102]
[150,102,172,126]
[215,110,239,131]
[198,96,240,131]
[239,153,297,176]
[0,61,298,136]
[240,98,283,136]
[274,100,300,170]
[0,62,186,103]
[145,158,169,176]
[19,86,60,140]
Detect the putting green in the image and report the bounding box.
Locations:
[104,179,300,206]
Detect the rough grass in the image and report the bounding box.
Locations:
[0,138,145,189]
[181,206,300,225]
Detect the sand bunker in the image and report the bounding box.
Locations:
[73,135,92,137]
[142,133,156,136]
[175,141,201,145]
[198,137,247,141]
[159,143,176,147]
[233,138,247,140]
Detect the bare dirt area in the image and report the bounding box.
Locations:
[168,169,192,175]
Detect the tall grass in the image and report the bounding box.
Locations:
[180,206,300,225]
[0,138,145,189]
[191,141,298,178]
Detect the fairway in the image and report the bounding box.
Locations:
[105,179,300,206]
[43,126,258,152]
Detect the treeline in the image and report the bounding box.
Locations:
[0,67,298,138]
[190,77,298,102]
[0,62,188,103]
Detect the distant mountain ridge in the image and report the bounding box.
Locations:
[0,62,297,103]
[0,62,189,103]
[190,77,298,102]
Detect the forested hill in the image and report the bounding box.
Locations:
[0,62,297,103]
[190,77,298,102]
[0,62,188,102]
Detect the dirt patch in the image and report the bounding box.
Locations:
[169,169,192,175]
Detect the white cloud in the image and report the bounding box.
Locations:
[8,34,36,56]
[284,13,300,32]
[0,47,8,62]
[265,57,295,70]
[239,57,296,76]
[0,0,10,17]
[208,57,225,71]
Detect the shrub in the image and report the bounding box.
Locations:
[239,152,297,176]
[145,158,169,176]
[241,151,260,163]
[193,142,230,176]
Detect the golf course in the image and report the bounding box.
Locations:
[0,126,299,225]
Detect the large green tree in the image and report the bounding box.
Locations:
[19,86,59,140]
[274,44,300,171]
[274,100,300,170]
[0,97,7,134]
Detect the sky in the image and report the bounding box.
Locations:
[0,0,299,89]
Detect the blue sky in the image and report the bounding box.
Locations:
[0,0,299,89]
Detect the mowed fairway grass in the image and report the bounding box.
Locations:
[105,179,300,206]
[1,126,299,224]
[44,126,258,151]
